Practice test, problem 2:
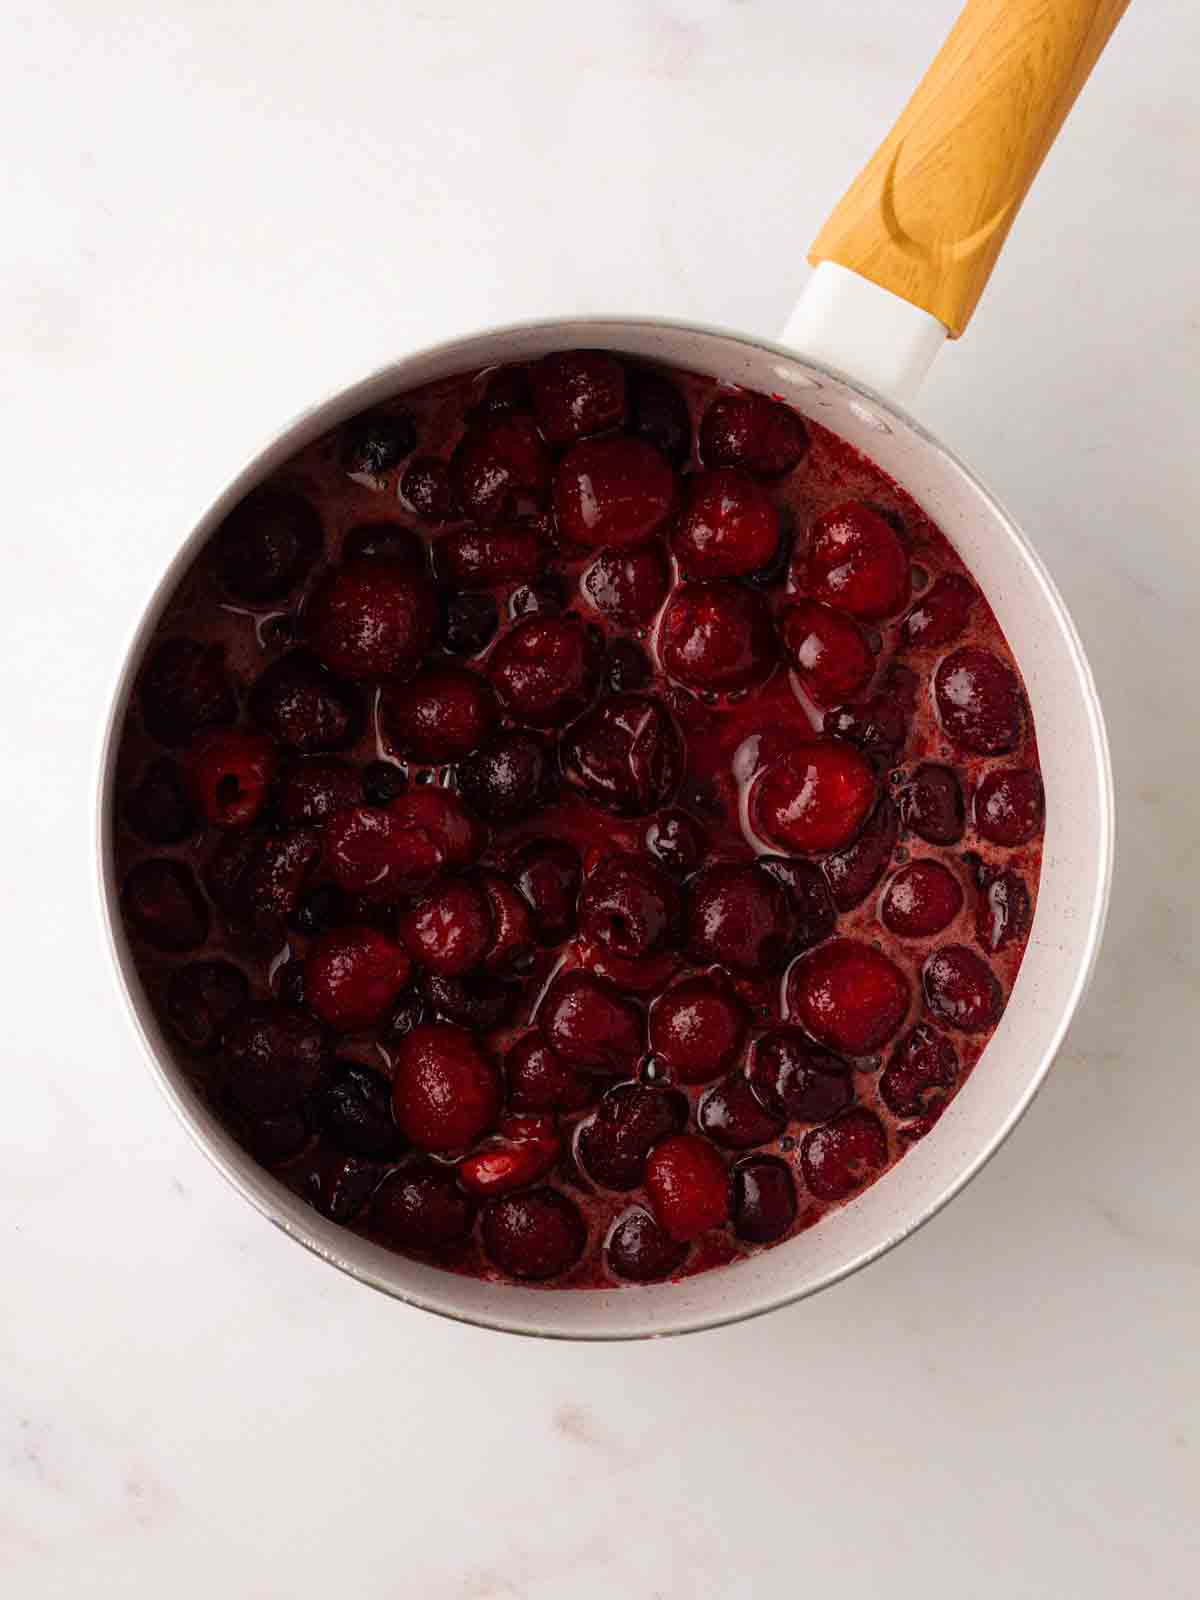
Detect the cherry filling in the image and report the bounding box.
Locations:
[117,352,1041,1290]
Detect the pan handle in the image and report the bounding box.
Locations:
[783,0,1129,401]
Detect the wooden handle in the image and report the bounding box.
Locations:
[809,0,1130,336]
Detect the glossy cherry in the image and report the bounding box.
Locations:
[400,877,493,976]
[248,650,363,753]
[922,945,1004,1031]
[748,1028,852,1122]
[880,1023,958,1117]
[450,415,550,525]
[313,1060,402,1159]
[750,740,878,855]
[780,600,874,709]
[881,859,964,937]
[802,1109,888,1201]
[371,1159,477,1253]
[553,435,676,551]
[658,580,778,693]
[730,1156,797,1243]
[457,731,554,823]
[807,501,909,620]
[433,523,544,590]
[974,769,1044,847]
[275,756,359,826]
[458,1114,562,1197]
[530,350,626,445]
[487,615,602,728]
[788,938,910,1055]
[223,1003,326,1117]
[821,795,898,912]
[576,1082,689,1191]
[538,970,643,1073]
[304,926,413,1032]
[902,572,976,648]
[560,692,684,816]
[215,487,323,603]
[685,861,798,975]
[578,854,680,961]
[648,977,746,1084]
[399,457,455,522]
[182,728,275,827]
[934,648,1024,754]
[606,1208,689,1282]
[505,1033,598,1114]
[899,763,965,845]
[699,391,808,479]
[671,468,780,578]
[581,540,671,626]
[975,866,1032,953]
[481,1189,587,1280]
[698,1073,785,1150]
[391,1022,501,1153]
[379,665,496,764]
[338,407,416,477]
[511,837,582,943]
[645,1135,729,1242]
[305,557,437,681]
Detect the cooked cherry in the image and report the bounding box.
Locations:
[578,854,680,961]
[576,1082,688,1190]
[124,758,195,845]
[450,415,550,525]
[275,756,359,825]
[824,664,917,767]
[902,572,976,648]
[215,486,323,602]
[750,740,878,855]
[122,859,209,952]
[882,859,964,937]
[788,938,910,1055]
[338,407,417,477]
[935,648,1024,754]
[511,838,582,943]
[671,468,780,578]
[731,1155,797,1242]
[505,1033,597,1113]
[699,392,808,479]
[628,368,692,467]
[880,1023,958,1117]
[360,760,408,807]
[974,769,1044,847]
[288,882,349,936]
[341,521,427,569]
[248,650,363,753]
[473,365,534,417]
[780,600,874,709]
[648,977,746,1084]
[605,639,652,694]
[223,1003,325,1116]
[384,988,426,1041]
[686,861,798,975]
[900,763,965,845]
[305,557,437,681]
[166,960,249,1052]
[434,523,544,589]
[476,870,536,975]
[399,457,455,522]
[400,877,493,976]
[698,1073,784,1149]
[274,959,306,1010]
[658,580,778,693]
[538,970,643,1072]
[487,615,602,728]
[457,732,554,823]
[923,945,1004,1031]
[581,540,670,627]
[459,1114,562,1197]
[218,827,322,934]
[139,638,236,747]
[392,1022,501,1153]
[821,795,899,911]
[644,809,705,877]
[324,789,484,898]
[248,1106,311,1167]
[807,501,910,620]
[607,1208,689,1281]
[182,728,275,828]
[560,692,684,816]
[801,1109,888,1201]
[553,435,676,548]
[510,575,565,619]
[420,970,517,1031]
[530,350,626,445]
[380,665,496,765]
[757,857,837,949]
[749,1028,852,1122]
[976,866,1032,953]
[481,1188,587,1279]
[313,1060,402,1158]
[304,925,412,1032]
[296,1146,382,1223]
[439,590,499,656]
[371,1159,476,1252]
[645,1134,729,1241]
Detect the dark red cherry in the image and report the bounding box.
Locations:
[578,854,680,961]
[644,809,705,877]
[305,558,436,681]
[487,615,602,728]
[780,600,874,709]
[248,650,363,753]
[313,1060,403,1159]
[934,648,1024,755]
[370,1159,477,1253]
[295,1146,382,1223]
[511,838,582,944]
[900,763,965,845]
[450,415,550,525]
[757,857,837,949]
[560,692,684,817]
[974,769,1044,847]
[215,487,322,603]
[248,1106,312,1167]
[975,866,1032,953]
[505,1033,598,1114]
[182,728,275,828]
[433,522,544,590]
[457,731,554,822]
[801,1109,888,1201]
[698,1073,785,1150]
[233,829,322,934]
[731,1155,797,1242]
[338,407,416,478]
[787,939,910,1056]
[341,521,427,569]
[399,457,456,523]
[902,572,976,648]
[476,870,536,975]
[825,664,918,768]
[882,859,964,937]
[139,638,236,747]
[580,540,671,626]
[749,740,878,855]
[324,788,484,899]
[305,926,413,1032]
[671,468,780,579]
[529,350,626,445]
[749,1028,852,1122]
[420,970,518,1032]
[880,1023,958,1117]
[400,877,493,976]
[392,1022,501,1153]
[124,758,196,845]
[604,638,652,694]
[821,795,899,912]
[440,590,499,657]
[807,501,909,620]
[645,1135,729,1242]
[553,435,676,549]
[379,665,496,765]
[699,391,808,479]
[576,1082,689,1190]
[658,580,778,693]
[458,1114,562,1198]
[628,368,692,467]
[685,862,798,975]
[166,960,249,1053]
[923,945,1004,1031]
[481,1188,587,1280]
[538,970,643,1072]
[648,977,746,1084]
[223,1003,326,1117]
[473,365,534,418]
[122,859,209,952]
[288,883,350,937]
[275,756,360,826]
[607,1208,689,1282]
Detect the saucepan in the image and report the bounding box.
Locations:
[96,0,1120,1337]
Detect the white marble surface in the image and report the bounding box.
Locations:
[4,0,1199,1593]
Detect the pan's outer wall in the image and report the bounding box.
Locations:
[95,318,1113,1340]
